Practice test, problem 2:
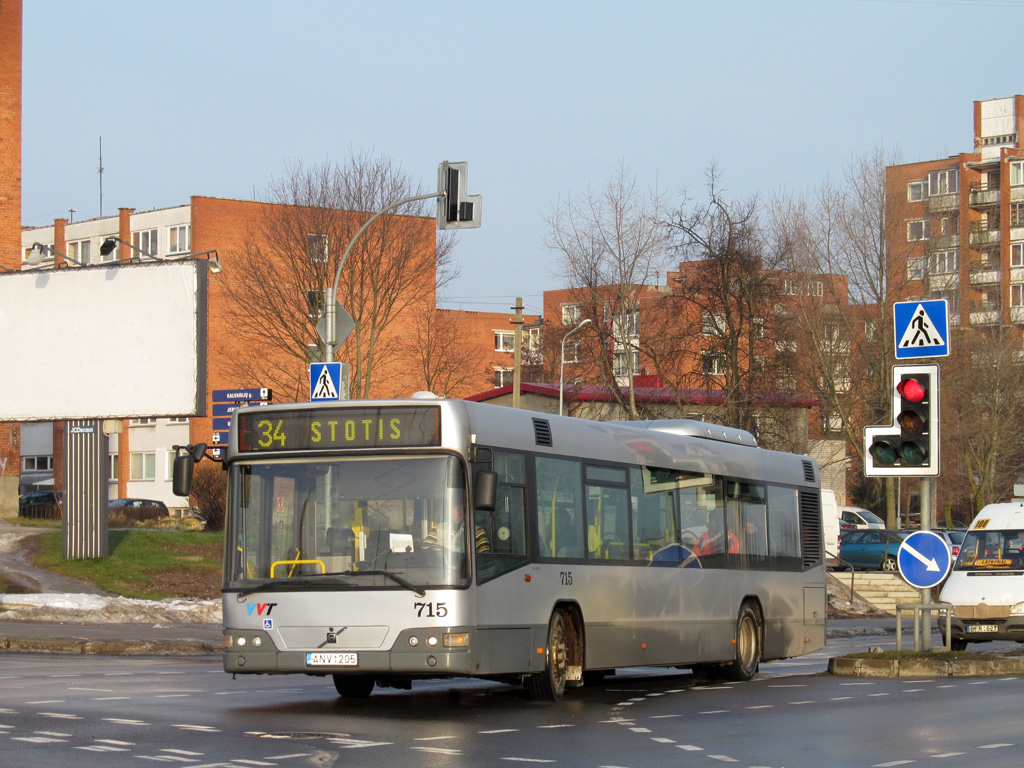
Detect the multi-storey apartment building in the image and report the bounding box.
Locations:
[887,96,1024,327]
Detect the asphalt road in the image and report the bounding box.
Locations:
[3,634,1023,768]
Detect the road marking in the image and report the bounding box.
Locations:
[77,745,132,752]
[413,747,462,755]
[38,712,82,719]
[537,724,574,729]
[12,736,68,743]
[174,724,221,732]
[103,718,149,725]
[629,727,651,733]
[700,710,729,714]
[708,755,738,763]
[933,753,966,758]
[676,744,704,751]
[871,762,914,767]
[500,759,556,763]
[978,743,1013,749]
[480,729,519,734]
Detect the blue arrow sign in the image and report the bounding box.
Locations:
[897,531,952,589]
[894,300,949,359]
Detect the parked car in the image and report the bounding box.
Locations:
[109,498,169,520]
[839,506,885,530]
[838,529,910,571]
[17,490,63,520]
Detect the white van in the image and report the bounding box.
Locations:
[938,502,1024,650]
[821,489,841,568]
[839,505,885,530]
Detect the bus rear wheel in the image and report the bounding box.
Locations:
[333,674,375,698]
[725,603,761,682]
[527,609,571,701]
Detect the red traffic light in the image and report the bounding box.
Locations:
[896,376,926,403]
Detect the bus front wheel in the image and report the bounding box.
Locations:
[725,603,761,681]
[333,674,375,698]
[527,609,571,701]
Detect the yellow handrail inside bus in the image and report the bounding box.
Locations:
[270,558,326,578]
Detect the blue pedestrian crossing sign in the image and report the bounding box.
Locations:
[897,531,952,590]
[894,300,949,359]
[309,362,342,402]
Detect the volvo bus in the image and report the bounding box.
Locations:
[179,394,826,700]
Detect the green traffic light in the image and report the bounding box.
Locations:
[869,438,900,466]
[900,439,927,465]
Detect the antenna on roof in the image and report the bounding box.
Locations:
[97,137,104,217]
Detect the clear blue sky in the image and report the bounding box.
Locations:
[21,0,1024,315]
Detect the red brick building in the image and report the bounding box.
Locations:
[0,0,21,514]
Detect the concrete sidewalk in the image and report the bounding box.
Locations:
[0,618,222,655]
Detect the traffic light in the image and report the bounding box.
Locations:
[864,364,940,477]
[437,161,482,230]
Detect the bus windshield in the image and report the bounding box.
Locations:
[227,455,470,591]
[953,529,1024,571]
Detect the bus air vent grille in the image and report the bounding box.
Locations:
[802,460,815,483]
[532,418,553,447]
[799,490,823,569]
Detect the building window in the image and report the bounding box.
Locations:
[928,168,959,196]
[614,349,639,377]
[308,233,328,263]
[907,220,929,241]
[1011,203,1024,228]
[1013,243,1024,267]
[130,452,156,481]
[907,257,925,281]
[68,240,92,265]
[907,181,925,202]
[936,216,958,236]
[822,411,843,435]
[494,331,514,352]
[168,225,190,254]
[1011,161,1024,187]
[564,339,582,364]
[130,418,157,426]
[132,229,158,258]
[782,279,800,296]
[561,303,582,325]
[702,312,724,336]
[109,454,119,482]
[493,367,513,387]
[701,351,726,376]
[21,455,53,471]
[1013,284,1024,308]
[930,250,958,275]
[613,307,639,339]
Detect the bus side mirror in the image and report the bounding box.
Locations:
[474,470,498,512]
[172,442,207,497]
[173,454,194,497]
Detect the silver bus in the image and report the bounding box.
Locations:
[193,394,826,700]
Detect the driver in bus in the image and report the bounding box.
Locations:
[422,504,491,554]
[694,511,738,556]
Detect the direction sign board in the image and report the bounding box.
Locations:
[212,387,272,402]
[897,530,952,589]
[894,300,949,359]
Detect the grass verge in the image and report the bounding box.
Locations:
[32,528,224,601]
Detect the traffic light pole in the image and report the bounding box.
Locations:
[920,476,932,651]
[324,190,442,364]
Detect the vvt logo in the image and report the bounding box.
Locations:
[246,602,277,616]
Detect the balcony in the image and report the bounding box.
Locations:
[969,260,1002,286]
[926,193,958,213]
[969,223,1000,249]
[969,182,1000,208]
[926,272,959,292]
[1011,307,1024,326]
[1011,185,1024,203]
[929,234,959,251]
[969,298,1001,325]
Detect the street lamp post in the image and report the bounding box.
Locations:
[559,318,592,416]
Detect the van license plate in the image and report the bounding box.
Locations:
[306,652,358,666]
[966,624,997,633]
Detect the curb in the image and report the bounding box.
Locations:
[0,635,221,656]
[829,656,1024,678]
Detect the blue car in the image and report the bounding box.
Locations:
[838,529,910,571]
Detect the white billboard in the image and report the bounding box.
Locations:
[0,260,207,420]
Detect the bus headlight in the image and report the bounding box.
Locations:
[443,632,470,648]
[1010,602,1024,615]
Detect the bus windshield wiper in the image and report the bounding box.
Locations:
[333,569,426,597]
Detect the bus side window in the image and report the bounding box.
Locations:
[535,456,583,559]
[630,468,676,561]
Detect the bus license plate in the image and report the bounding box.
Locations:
[306,652,358,666]
[966,624,998,633]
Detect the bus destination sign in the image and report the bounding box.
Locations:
[238,406,441,452]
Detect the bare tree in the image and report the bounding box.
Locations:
[943,326,1024,517]
[392,308,491,398]
[219,150,458,399]
[667,162,786,439]
[546,163,670,419]
[767,146,915,522]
